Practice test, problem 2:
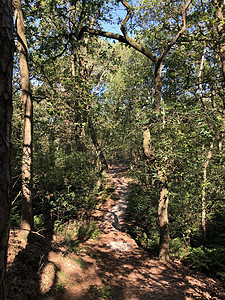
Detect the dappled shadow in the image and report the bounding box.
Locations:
[7,163,225,300]
[6,229,66,300]
[62,163,225,300]
[73,240,225,299]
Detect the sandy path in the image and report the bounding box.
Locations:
[91,165,225,299]
[102,166,128,231]
[62,165,225,300]
[100,165,137,252]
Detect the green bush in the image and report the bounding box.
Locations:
[126,182,159,254]
[87,285,113,299]
[54,220,100,252]
[183,246,225,280]
[169,237,191,259]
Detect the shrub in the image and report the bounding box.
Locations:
[183,246,225,280]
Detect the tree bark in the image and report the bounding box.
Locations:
[158,169,170,261]
[143,126,170,261]
[198,46,215,239]
[154,61,170,260]
[14,0,33,232]
[154,61,163,114]
[202,142,213,238]
[0,0,13,297]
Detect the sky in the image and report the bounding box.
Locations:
[101,1,135,34]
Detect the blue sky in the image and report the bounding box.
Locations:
[101,1,135,34]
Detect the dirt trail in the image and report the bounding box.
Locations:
[7,164,225,300]
[102,166,128,232]
[53,165,225,300]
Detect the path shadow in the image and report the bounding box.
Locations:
[73,163,225,299]
[6,229,65,300]
[79,243,225,300]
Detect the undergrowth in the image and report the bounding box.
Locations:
[126,172,225,281]
[54,220,101,253]
[87,284,114,299]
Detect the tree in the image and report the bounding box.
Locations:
[14,0,33,233]
[8,0,115,230]
[77,0,191,261]
[0,0,13,297]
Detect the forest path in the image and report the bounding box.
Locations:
[7,164,225,300]
[47,164,225,300]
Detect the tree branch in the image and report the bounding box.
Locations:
[120,0,132,39]
[76,26,157,63]
[159,0,192,62]
[77,0,192,65]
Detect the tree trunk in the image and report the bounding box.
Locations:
[198,46,214,239]
[155,62,170,261]
[202,141,213,238]
[14,0,33,232]
[0,0,13,297]
[88,114,108,172]
[143,62,170,261]
[143,107,170,262]
[154,61,163,114]
[158,169,170,261]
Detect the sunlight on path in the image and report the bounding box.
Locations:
[100,165,137,252]
[102,166,128,231]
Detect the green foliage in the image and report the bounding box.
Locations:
[126,180,159,254]
[10,206,21,228]
[183,246,225,281]
[33,214,46,230]
[54,220,100,252]
[87,285,114,299]
[169,238,191,259]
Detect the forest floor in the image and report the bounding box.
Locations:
[7,164,225,300]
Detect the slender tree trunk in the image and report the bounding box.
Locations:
[158,169,170,260]
[154,61,163,114]
[88,113,108,172]
[143,62,170,261]
[14,0,33,232]
[202,142,213,238]
[154,61,170,261]
[0,0,13,297]
[198,46,215,239]
[143,62,170,262]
